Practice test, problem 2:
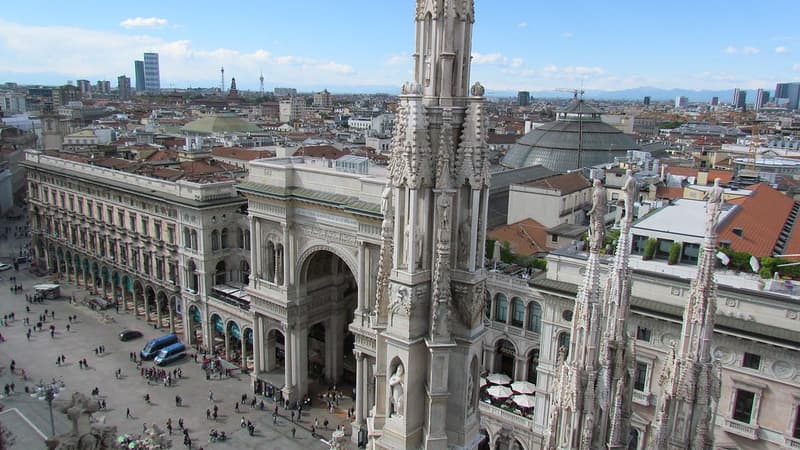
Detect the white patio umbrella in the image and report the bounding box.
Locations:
[479,377,488,388]
[511,380,536,394]
[486,385,514,399]
[512,394,536,408]
[486,373,512,385]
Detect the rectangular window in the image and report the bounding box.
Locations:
[632,235,647,255]
[96,204,103,221]
[129,213,136,232]
[636,326,652,342]
[732,389,756,423]
[742,352,761,370]
[551,234,559,243]
[117,210,124,226]
[77,197,84,214]
[167,225,175,244]
[794,405,800,439]
[681,242,700,265]
[106,207,113,223]
[634,362,648,392]
[655,239,673,260]
[141,217,149,236]
[153,221,162,241]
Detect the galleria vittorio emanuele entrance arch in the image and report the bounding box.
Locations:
[238,165,383,413]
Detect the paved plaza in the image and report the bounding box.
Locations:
[0,219,357,449]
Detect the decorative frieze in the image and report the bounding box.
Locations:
[296,224,357,248]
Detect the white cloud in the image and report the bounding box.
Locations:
[510,57,523,68]
[471,52,506,65]
[384,54,409,66]
[518,22,528,28]
[742,46,760,55]
[724,46,738,54]
[794,63,800,71]
[120,17,168,29]
[561,32,573,39]
[775,46,788,53]
[0,19,359,87]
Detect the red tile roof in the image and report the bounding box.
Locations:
[296,145,350,159]
[211,146,275,161]
[719,183,796,257]
[488,218,551,256]
[524,171,591,195]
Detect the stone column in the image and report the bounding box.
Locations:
[357,242,366,313]
[156,296,163,328]
[407,188,418,269]
[224,328,230,358]
[352,351,366,445]
[253,315,263,374]
[276,246,284,286]
[515,356,526,381]
[241,330,247,369]
[292,326,309,400]
[469,189,481,271]
[168,297,175,332]
[282,324,294,401]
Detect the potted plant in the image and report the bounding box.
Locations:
[643,238,657,260]
[668,242,681,265]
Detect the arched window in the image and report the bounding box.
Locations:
[485,291,492,319]
[494,294,508,323]
[240,260,250,284]
[558,332,571,358]
[211,230,220,251]
[215,261,226,285]
[511,298,524,327]
[187,260,198,292]
[628,429,640,450]
[244,230,251,250]
[190,230,198,250]
[237,229,245,249]
[527,302,542,333]
[221,228,229,249]
[527,349,540,384]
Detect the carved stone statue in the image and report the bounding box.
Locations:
[51,391,118,450]
[471,82,485,97]
[389,363,405,417]
[415,226,424,267]
[458,218,470,266]
[381,184,393,216]
[587,179,607,252]
[622,169,636,220]
[705,178,724,237]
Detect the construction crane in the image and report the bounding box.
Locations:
[556,88,585,100]
[556,87,587,168]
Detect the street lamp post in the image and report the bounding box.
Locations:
[45,387,55,438]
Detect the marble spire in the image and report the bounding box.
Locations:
[547,171,638,450]
[649,178,724,450]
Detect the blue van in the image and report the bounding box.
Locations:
[140,333,179,360]
[154,342,187,366]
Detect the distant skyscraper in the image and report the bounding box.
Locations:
[143,52,160,92]
[273,87,297,97]
[710,96,719,106]
[675,95,688,108]
[732,88,747,110]
[755,89,769,111]
[77,79,91,97]
[95,80,110,95]
[643,95,651,106]
[118,75,131,100]
[134,60,145,92]
[517,90,530,106]
[775,82,800,110]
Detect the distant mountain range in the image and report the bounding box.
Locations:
[485,86,767,103]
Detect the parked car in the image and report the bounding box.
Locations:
[0,263,11,271]
[119,330,143,341]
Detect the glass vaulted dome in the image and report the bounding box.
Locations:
[502,99,637,173]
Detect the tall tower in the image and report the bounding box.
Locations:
[649,179,723,450]
[259,71,265,96]
[370,1,488,449]
[546,173,637,450]
[220,66,225,94]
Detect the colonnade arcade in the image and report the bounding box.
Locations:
[37,242,182,331]
[249,242,377,422]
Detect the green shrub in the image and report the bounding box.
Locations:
[668,242,681,265]
[718,247,754,272]
[759,256,800,279]
[643,238,657,260]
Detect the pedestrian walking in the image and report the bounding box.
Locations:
[126,408,132,419]
[291,427,296,438]
[291,411,295,423]
[206,409,210,420]
[208,390,214,402]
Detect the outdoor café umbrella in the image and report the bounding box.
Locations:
[486,373,512,385]
[479,377,488,388]
[512,394,536,408]
[511,380,536,394]
[486,385,514,399]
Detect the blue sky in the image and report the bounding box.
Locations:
[1,0,798,92]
